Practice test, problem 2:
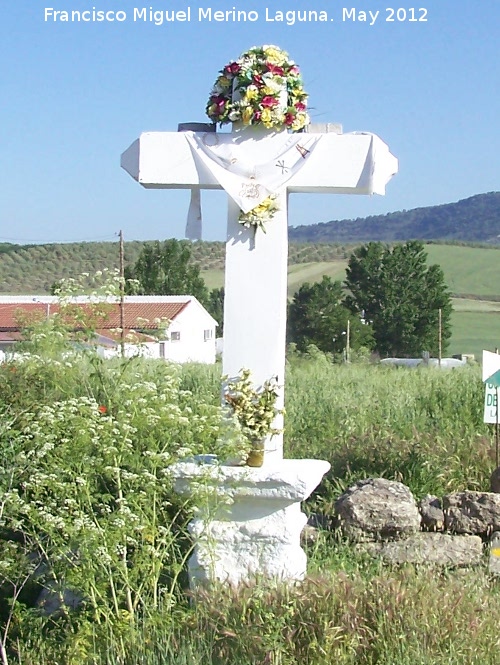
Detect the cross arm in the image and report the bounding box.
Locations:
[121,131,398,195]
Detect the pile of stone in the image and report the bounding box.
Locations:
[309,477,500,570]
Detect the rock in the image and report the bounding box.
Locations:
[334,478,421,542]
[490,467,500,493]
[443,491,500,536]
[358,533,483,567]
[301,524,320,546]
[488,531,500,574]
[419,494,445,531]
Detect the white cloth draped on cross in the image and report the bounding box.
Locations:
[184,131,322,239]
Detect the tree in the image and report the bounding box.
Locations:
[344,241,452,357]
[287,276,373,355]
[125,239,209,305]
[205,287,225,336]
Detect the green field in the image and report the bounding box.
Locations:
[425,244,500,298]
[449,309,500,358]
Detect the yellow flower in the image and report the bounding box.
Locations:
[260,108,273,126]
[274,111,285,125]
[244,85,259,101]
[262,85,277,96]
[217,75,232,89]
[263,46,287,65]
[242,107,253,125]
[255,201,270,214]
[291,112,308,131]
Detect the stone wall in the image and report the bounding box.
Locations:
[306,478,500,571]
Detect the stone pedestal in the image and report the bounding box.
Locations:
[170,458,330,586]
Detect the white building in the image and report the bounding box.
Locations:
[0,295,217,364]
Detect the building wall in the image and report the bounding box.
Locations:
[97,302,217,364]
[166,301,216,364]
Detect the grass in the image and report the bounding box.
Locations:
[284,359,494,508]
[286,261,348,296]
[18,565,500,664]
[449,309,500,358]
[3,352,500,664]
[425,244,500,298]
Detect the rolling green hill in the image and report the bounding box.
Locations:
[289,192,500,244]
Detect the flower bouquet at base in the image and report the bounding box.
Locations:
[223,369,283,468]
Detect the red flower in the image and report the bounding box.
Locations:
[98,405,107,414]
[261,96,279,108]
[224,62,241,75]
[265,63,284,76]
[294,101,307,112]
[289,65,300,76]
[252,74,263,86]
[284,112,295,126]
[253,110,262,121]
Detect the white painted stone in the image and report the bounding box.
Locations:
[222,193,288,462]
[122,113,397,584]
[170,459,331,585]
[121,130,397,195]
[121,126,397,464]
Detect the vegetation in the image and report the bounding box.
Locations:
[206,286,225,335]
[124,239,209,304]
[288,276,373,356]
[345,241,453,357]
[289,191,500,243]
[1,334,498,663]
[0,240,354,295]
[0,274,495,662]
[284,355,490,502]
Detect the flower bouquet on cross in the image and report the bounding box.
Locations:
[205,45,309,131]
[205,45,310,236]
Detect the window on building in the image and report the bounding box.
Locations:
[170,331,181,342]
[159,342,165,358]
[204,329,213,342]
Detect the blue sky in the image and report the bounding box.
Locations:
[1,1,499,244]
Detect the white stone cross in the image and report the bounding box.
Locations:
[121,115,397,586]
[121,124,398,464]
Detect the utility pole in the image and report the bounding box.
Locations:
[346,319,351,363]
[119,230,125,357]
[438,308,442,368]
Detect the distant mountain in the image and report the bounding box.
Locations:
[289,192,500,244]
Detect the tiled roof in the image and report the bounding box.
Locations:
[0,301,189,331]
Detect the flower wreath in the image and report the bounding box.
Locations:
[205,45,310,235]
[206,45,309,131]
